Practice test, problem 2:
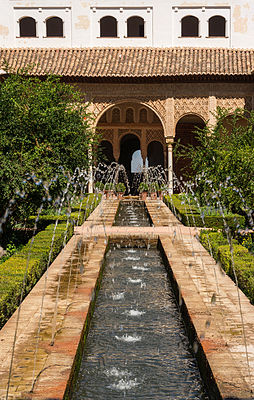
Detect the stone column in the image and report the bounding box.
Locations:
[88,118,97,193]
[88,144,94,193]
[165,137,174,194]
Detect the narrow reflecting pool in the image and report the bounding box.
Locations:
[73,245,209,399]
[114,201,151,227]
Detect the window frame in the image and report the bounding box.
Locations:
[181,15,200,38]
[126,16,145,38]
[208,15,226,37]
[19,16,37,38]
[45,16,64,38]
[99,15,118,38]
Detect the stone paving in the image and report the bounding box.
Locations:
[0,198,253,399]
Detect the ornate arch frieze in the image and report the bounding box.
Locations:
[141,97,167,125]
[97,128,114,144]
[92,96,167,128]
[174,97,209,124]
[92,98,114,119]
[146,129,166,148]
[118,129,142,141]
[216,96,246,112]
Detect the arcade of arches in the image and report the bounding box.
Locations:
[96,102,205,192]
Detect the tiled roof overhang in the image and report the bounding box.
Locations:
[0,47,254,82]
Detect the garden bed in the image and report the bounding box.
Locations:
[0,223,73,328]
[164,194,245,230]
[27,194,102,230]
[0,194,102,328]
[199,230,254,304]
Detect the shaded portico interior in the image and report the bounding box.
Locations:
[97,103,206,191]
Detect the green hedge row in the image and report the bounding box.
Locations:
[164,194,245,230]
[200,230,254,304]
[0,194,102,328]
[0,223,73,328]
[28,194,102,230]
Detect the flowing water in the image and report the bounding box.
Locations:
[73,246,209,399]
[114,201,151,227]
[73,201,208,399]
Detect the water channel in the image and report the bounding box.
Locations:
[113,200,151,227]
[73,201,209,399]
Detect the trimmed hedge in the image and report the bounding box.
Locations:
[0,223,73,328]
[164,194,245,230]
[28,212,85,230]
[28,194,102,230]
[0,194,102,328]
[200,230,254,304]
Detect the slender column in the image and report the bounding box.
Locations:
[165,137,174,194]
[88,119,97,193]
[88,144,94,193]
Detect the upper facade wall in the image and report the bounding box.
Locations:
[0,0,253,49]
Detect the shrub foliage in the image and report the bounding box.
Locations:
[164,194,245,230]
[176,108,254,218]
[0,194,102,328]
[200,230,254,304]
[0,73,97,227]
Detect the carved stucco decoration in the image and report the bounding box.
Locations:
[118,129,142,140]
[146,129,165,147]
[174,97,209,123]
[216,97,246,112]
[141,97,167,127]
[92,98,114,119]
[97,129,114,145]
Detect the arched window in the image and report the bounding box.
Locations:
[126,108,134,123]
[46,17,63,37]
[100,16,117,37]
[19,17,36,37]
[127,16,144,37]
[181,16,199,37]
[209,16,226,37]
[112,107,120,123]
[139,108,147,123]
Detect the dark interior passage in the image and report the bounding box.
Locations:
[99,140,114,165]
[147,141,164,167]
[119,134,141,193]
[174,115,205,191]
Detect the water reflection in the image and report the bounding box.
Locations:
[73,246,209,400]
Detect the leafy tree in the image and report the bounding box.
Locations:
[178,108,254,219]
[0,73,97,229]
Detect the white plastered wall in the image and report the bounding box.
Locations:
[0,0,253,49]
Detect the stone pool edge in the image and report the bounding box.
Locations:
[0,198,253,399]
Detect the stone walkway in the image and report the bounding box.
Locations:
[0,199,253,399]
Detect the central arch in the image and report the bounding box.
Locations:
[96,101,166,193]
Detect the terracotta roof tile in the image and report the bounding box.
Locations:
[0,47,254,78]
